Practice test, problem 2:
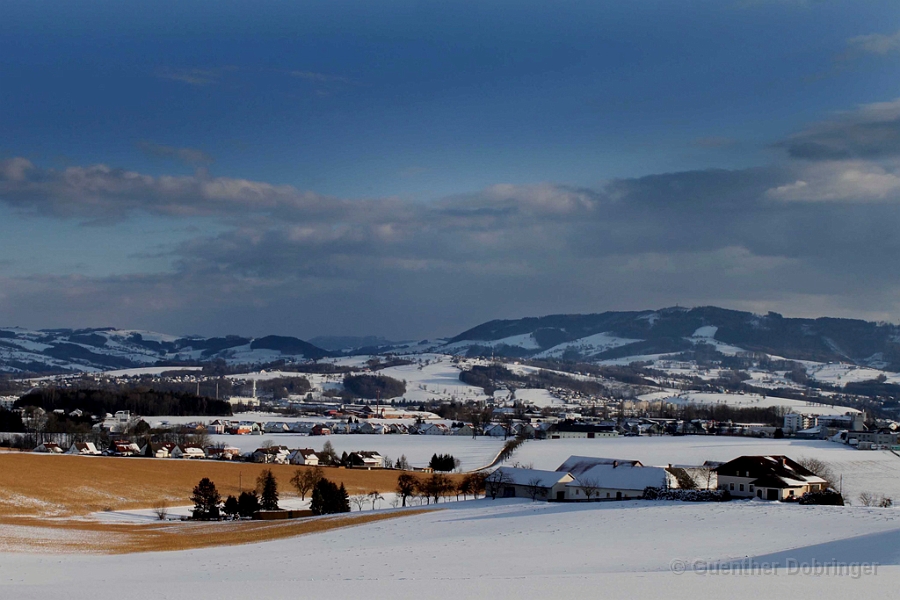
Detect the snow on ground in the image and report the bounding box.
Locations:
[808,362,900,386]
[685,326,746,356]
[443,333,541,351]
[5,499,900,599]
[100,366,204,377]
[509,436,900,500]
[535,332,642,359]
[664,391,858,415]
[508,388,561,407]
[207,434,505,470]
[377,357,486,402]
[91,494,406,524]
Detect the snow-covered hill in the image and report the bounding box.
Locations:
[441,306,900,370]
[0,327,330,374]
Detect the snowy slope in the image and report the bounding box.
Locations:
[0,327,329,373]
[4,499,900,599]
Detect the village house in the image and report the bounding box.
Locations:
[714,455,828,501]
[205,445,241,460]
[171,444,206,459]
[109,440,141,456]
[347,451,385,469]
[550,422,619,439]
[140,442,177,458]
[289,448,320,466]
[252,446,291,464]
[310,424,331,436]
[488,467,576,501]
[565,461,669,501]
[66,441,101,455]
[34,441,64,453]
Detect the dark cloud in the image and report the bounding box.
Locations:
[5,96,900,336]
[778,99,900,160]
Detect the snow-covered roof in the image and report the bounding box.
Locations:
[566,464,668,491]
[493,467,572,488]
[555,456,644,477]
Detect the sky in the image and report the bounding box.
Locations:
[1,0,899,340]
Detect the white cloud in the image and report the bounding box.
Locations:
[766,161,900,202]
[847,29,900,55]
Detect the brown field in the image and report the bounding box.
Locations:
[0,453,455,517]
[0,454,452,554]
[0,509,436,554]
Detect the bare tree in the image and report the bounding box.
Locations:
[290,466,324,501]
[578,477,601,501]
[796,456,836,489]
[152,501,169,520]
[350,494,368,511]
[485,469,514,500]
[396,472,419,507]
[525,477,547,502]
[368,491,384,510]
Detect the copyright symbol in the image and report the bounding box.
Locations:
[671,559,687,574]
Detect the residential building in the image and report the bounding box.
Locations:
[714,455,828,500]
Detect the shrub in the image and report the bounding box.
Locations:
[798,490,845,506]
[642,487,731,502]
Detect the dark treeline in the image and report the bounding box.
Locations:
[0,408,25,432]
[341,374,406,399]
[460,364,612,396]
[16,388,233,417]
[660,403,788,425]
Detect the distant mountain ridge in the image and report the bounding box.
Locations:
[444,306,900,369]
[5,306,900,375]
[0,327,330,374]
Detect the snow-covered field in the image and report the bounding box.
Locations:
[510,437,900,500]
[662,391,858,416]
[5,499,900,599]
[207,433,506,470]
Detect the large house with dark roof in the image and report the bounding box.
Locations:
[714,456,828,501]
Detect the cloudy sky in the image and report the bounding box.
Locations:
[1,1,899,340]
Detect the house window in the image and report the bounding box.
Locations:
[730,483,734,491]
[789,490,795,497]
[749,486,754,492]
[739,484,744,491]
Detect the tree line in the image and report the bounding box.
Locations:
[15,388,232,417]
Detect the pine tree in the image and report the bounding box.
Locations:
[237,490,260,518]
[338,483,351,513]
[258,469,280,510]
[223,495,240,518]
[190,477,221,520]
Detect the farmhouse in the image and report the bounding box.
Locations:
[347,451,385,469]
[714,455,828,501]
[550,422,619,439]
[289,448,320,466]
[565,462,669,501]
[65,442,101,455]
[488,467,576,501]
[34,442,64,453]
[252,446,291,464]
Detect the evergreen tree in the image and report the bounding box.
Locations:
[223,495,240,519]
[338,483,351,513]
[257,469,280,510]
[237,490,260,518]
[309,478,352,515]
[190,477,221,520]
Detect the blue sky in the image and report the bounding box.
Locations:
[1,1,899,338]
